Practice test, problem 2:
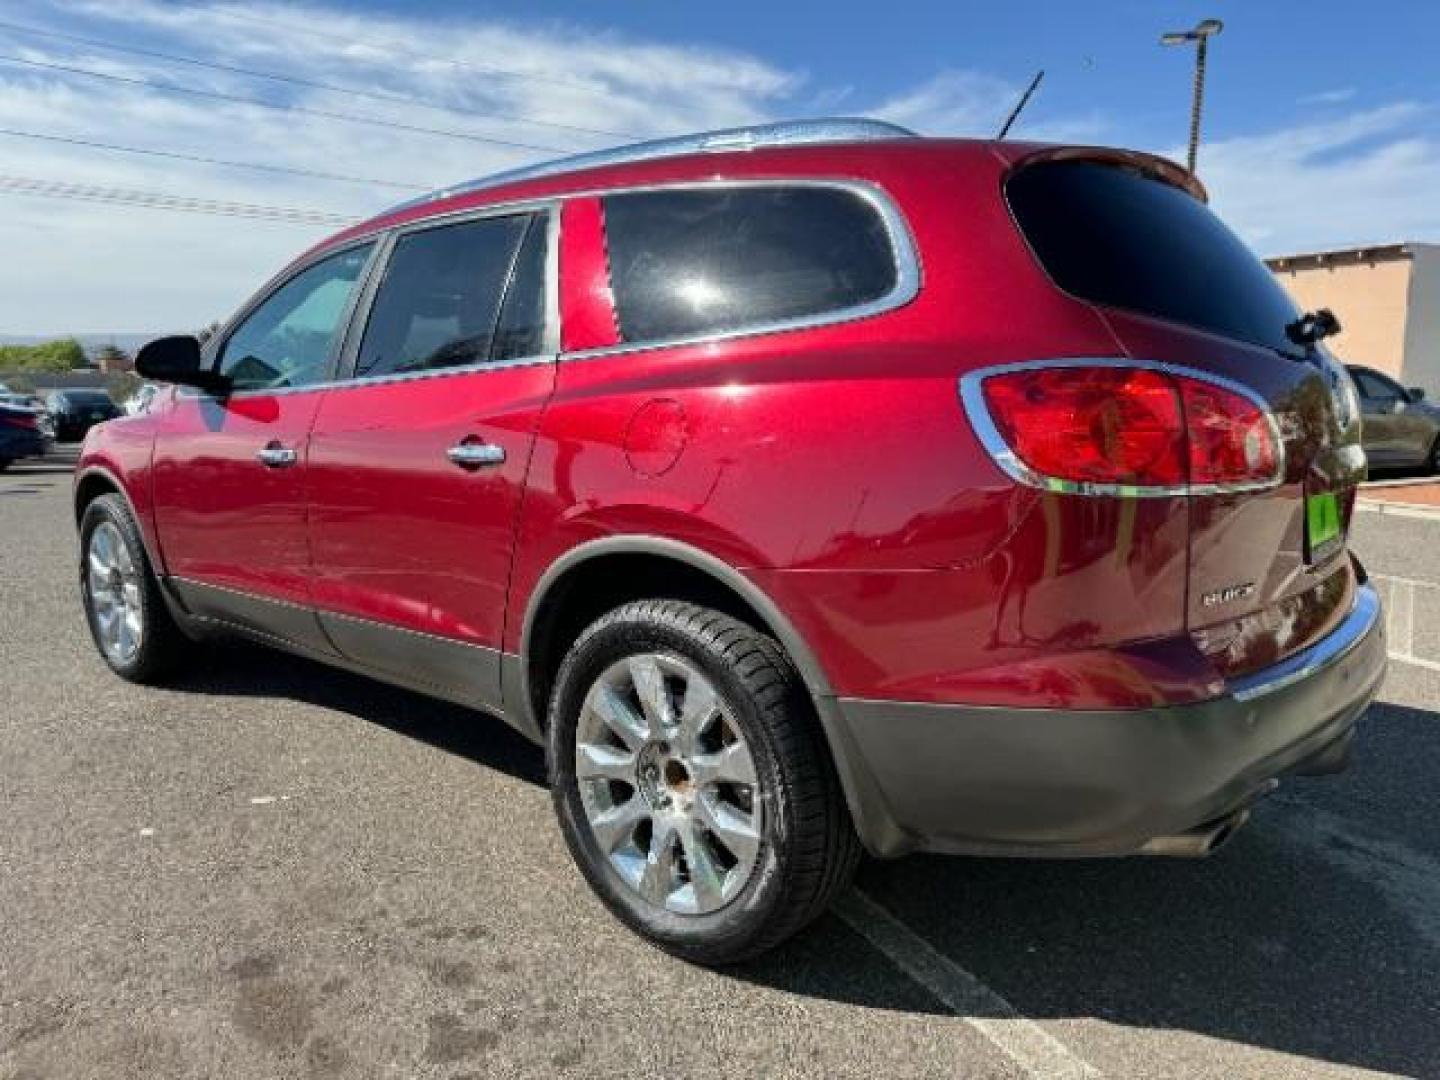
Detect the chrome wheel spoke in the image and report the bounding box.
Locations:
[677,817,725,911]
[676,677,718,756]
[588,795,648,854]
[590,683,649,751]
[575,742,637,783]
[639,817,679,905]
[696,791,761,867]
[690,741,757,788]
[628,655,674,738]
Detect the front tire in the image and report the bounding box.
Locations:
[547,600,860,965]
[79,494,193,683]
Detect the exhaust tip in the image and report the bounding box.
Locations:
[1139,808,1250,858]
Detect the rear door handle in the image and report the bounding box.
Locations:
[446,441,506,470]
[256,443,299,468]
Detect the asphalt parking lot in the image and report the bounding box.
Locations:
[4,449,1440,1079]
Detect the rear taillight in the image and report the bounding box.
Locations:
[0,411,37,431]
[962,362,1282,495]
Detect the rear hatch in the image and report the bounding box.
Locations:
[1006,154,1365,678]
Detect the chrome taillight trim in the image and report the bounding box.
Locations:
[957,358,1287,498]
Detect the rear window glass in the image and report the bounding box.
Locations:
[602,186,899,344]
[1007,161,1300,355]
[64,391,111,404]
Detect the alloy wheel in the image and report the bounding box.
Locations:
[574,653,763,915]
[86,520,144,665]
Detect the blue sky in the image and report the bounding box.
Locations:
[1,0,1438,332]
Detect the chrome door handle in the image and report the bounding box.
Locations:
[255,443,299,468]
[446,441,506,469]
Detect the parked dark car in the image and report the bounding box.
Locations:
[75,119,1384,963]
[45,389,121,441]
[0,398,53,470]
[1346,365,1440,472]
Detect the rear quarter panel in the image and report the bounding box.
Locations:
[506,149,1198,707]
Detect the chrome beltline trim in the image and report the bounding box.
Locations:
[957,358,1288,498]
[1229,582,1382,703]
[178,351,556,401]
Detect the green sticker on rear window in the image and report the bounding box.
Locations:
[1307,490,1341,550]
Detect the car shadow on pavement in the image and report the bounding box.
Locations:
[735,700,1440,1078]
[173,641,547,788]
[156,637,1440,1076]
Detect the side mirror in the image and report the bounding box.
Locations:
[135,336,231,395]
[1408,386,1426,402]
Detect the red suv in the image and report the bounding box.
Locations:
[76,120,1386,963]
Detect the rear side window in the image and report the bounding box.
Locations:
[1350,368,1402,400]
[1008,161,1300,355]
[493,216,550,362]
[353,213,536,380]
[602,186,899,344]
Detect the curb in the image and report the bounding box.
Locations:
[1354,499,1440,522]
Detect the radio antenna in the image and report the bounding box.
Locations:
[997,70,1045,140]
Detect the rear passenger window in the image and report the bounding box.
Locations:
[602,186,900,344]
[353,213,537,379]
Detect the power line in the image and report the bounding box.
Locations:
[0,126,429,190]
[0,174,359,225]
[189,4,605,94]
[0,53,572,153]
[0,17,640,141]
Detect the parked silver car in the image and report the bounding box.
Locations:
[1347,365,1440,472]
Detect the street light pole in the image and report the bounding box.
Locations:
[1161,18,1223,175]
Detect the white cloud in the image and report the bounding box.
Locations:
[870,69,1107,143]
[0,0,801,333]
[1187,104,1440,254]
[1299,87,1358,106]
[0,1,1437,334]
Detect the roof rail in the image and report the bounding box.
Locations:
[384,117,919,213]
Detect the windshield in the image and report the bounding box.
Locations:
[1007,160,1301,356]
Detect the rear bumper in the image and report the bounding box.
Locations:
[832,582,1386,858]
[0,427,50,459]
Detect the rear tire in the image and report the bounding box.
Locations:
[0,459,10,472]
[1429,435,1440,475]
[79,493,194,683]
[547,600,860,965]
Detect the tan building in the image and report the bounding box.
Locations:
[1267,243,1440,392]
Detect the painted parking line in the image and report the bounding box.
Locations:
[1373,573,1440,672]
[836,890,1099,1079]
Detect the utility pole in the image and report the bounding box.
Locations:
[1161,18,1223,174]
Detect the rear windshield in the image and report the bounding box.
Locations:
[1007,161,1300,355]
[64,391,112,404]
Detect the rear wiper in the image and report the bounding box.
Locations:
[1285,308,1341,348]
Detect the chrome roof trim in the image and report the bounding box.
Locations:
[382,117,919,215]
